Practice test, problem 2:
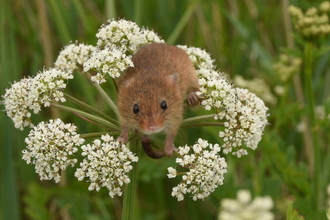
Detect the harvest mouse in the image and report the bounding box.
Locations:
[116,43,200,157]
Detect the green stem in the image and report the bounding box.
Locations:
[51,103,119,130]
[180,122,224,128]
[64,93,119,126]
[181,114,215,125]
[304,41,321,210]
[80,132,119,139]
[122,137,141,220]
[93,82,120,118]
[166,0,200,44]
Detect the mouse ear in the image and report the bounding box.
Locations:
[169,72,179,84]
[121,79,132,88]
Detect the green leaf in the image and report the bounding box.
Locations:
[23,182,51,220]
[286,200,305,220]
[280,47,304,58]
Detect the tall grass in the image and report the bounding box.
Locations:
[1,0,330,219]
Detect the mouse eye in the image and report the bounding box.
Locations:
[133,104,139,114]
[160,101,167,110]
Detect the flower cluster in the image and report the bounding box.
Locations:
[167,139,227,201]
[219,88,269,157]
[218,190,274,220]
[181,46,269,157]
[75,134,138,198]
[96,19,164,53]
[83,46,134,83]
[55,42,96,74]
[289,1,330,39]
[22,119,85,183]
[234,75,277,105]
[2,68,72,130]
[176,45,215,70]
[273,53,302,83]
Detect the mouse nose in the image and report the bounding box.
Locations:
[148,125,160,132]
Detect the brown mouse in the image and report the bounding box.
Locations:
[116,43,200,157]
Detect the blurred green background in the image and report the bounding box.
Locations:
[1,0,330,219]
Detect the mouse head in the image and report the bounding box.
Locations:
[117,72,183,135]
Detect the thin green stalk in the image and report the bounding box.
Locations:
[304,41,321,210]
[80,132,119,139]
[64,93,119,126]
[52,103,119,130]
[105,0,116,19]
[47,0,71,43]
[181,114,215,125]
[180,122,224,128]
[166,0,200,44]
[122,137,141,220]
[72,0,94,34]
[93,83,119,118]
[133,0,143,25]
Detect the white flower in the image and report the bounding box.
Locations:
[218,190,275,220]
[219,88,268,156]
[233,75,277,105]
[167,167,177,178]
[75,134,139,198]
[168,139,227,201]
[54,42,96,74]
[177,45,215,70]
[289,3,330,38]
[96,19,164,53]
[2,68,72,130]
[195,67,268,157]
[22,119,84,183]
[83,46,134,83]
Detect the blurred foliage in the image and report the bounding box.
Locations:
[1,0,330,220]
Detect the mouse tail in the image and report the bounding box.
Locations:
[141,135,165,159]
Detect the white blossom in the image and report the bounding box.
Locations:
[2,68,72,130]
[289,3,330,38]
[55,42,96,74]
[83,46,134,83]
[96,19,164,53]
[195,67,269,157]
[234,75,277,105]
[177,45,215,70]
[219,88,269,156]
[22,119,85,183]
[168,139,227,201]
[75,134,138,198]
[218,190,274,220]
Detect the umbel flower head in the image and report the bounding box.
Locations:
[83,46,134,84]
[22,119,85,183]
[218,190,274,220]
[289,1,330,39]
[272,53,302,83]
[96,19,164,52]
[55,42,96,74]
[2,68,72,130]
[233,75,277,105]
[75,134,138,198]
[175,45,269,157]
[167,139,227,201]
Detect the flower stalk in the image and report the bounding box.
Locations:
[122,137,141,220]
[304,41,321,210]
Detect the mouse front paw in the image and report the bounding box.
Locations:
[165,142,177,157]
[187,91,200,106]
